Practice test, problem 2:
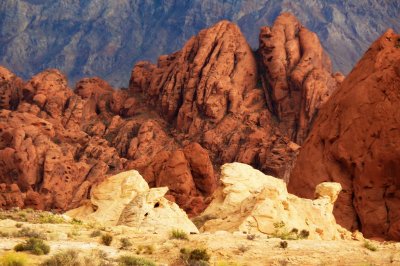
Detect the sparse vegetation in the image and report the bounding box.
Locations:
[40,249,80,266]
[136,245,154,255]
[15,223,23,228]
[279,241,288,249]
[170,229,189,240]
[180,248,210,266]
[118,255,157,266]
[271,222,309,240]
[14,238,50,255]
[38,213,66,224]
[299,229,310,239]
[238,244,249,253]
[246,234,256,240]
[120,237,133,250]
[363,241,377,252]
[90,229,102,237]
[41,249,112,266]
[67,225,81,238]
[0,231,10,237]
[0,252,29,266]
[101,233,113,246]
[14,227,46,239]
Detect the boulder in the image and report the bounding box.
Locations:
[66,170,199,234]
[199,163,351,240]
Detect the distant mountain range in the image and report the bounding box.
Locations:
[0,0,399,87]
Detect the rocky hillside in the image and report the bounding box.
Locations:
[0,13,337,218]
[289,29,400,241]
[0,0,399,86]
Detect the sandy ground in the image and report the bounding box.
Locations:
[0,218,399,265]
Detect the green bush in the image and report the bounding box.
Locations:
[118,255,156,266]
[271,222,309,240]
[101,233,113,246]
[14,238,50,255]
[39,213,66,224]
[170,229,189,240]
[180,248,210,265]
[0,252,29,266]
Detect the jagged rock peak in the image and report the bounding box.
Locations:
[289,29,400,241]
[130,20,258,134]
[258,12,343,144]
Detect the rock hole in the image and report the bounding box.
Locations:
[144,212,149,217]
[154,202,160,208]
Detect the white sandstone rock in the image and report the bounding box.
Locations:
[200,162,351,240]
[66,170,199,234]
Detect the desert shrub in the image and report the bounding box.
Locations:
[279,241,288,249]
[14,227,46,239]
[67,225,81,238]
[180,248,210,265]
[170,229,189,240]
[0,231,10,237]
[40,249,80,266]
[136,245,154,255]
[15,223,23,228]
[39,213,66,224]
[299,229,310,239]
[0,252,29,266]
[101,233,113,246]
[118,255,156,266]
[71,218,83,225]
[237,245,249,253]
[14,238,50,255]
[90,230,102,237]
[120,238,132,250]
[271,222,309,240]
[246,234,256,240]
[363,241,377,251]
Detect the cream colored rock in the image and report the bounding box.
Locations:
[315,182,342,204]
[200,163,351,240]
[66,170,199,234]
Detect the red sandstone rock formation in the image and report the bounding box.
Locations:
[289,29,400,241]
[0,13,339,216]
[129,19,303,178]
[258,13,342,144]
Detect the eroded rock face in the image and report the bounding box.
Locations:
[289,29,400,240]
[258,13,341,143]
[130,19,301,178]
[142,142,216,216]
[0,66,217,214]
[0,14,340,217]
[66,170,199,234]
[199,163,351,240]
